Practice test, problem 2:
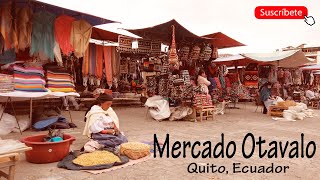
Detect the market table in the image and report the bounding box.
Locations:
[0,146,32,180]
[0,90,80,132]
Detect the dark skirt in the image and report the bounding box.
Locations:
[91,133,128,148]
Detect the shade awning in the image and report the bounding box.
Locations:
[302,64,320,70]
[1,0,117,26]
[127,19,210,43]
[214,50,313,68]
[214,55,255,66]
[242,50,313,68]
[202,32,245,49]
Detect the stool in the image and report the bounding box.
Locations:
[0,153,19,180]
[311,101,319,109]
[194,106,215,122]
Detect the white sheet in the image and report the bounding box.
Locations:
[0,90,80,98]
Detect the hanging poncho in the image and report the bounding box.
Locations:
[179,46,190,61]
[16,7,33,51]
[30,11,56,61]
[168,25,179,70]
[70,20,92,58]
[54,15,75,55]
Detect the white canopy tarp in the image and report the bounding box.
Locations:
[302,64,320,70]
[214,55,245,62]
[242,50,313,68]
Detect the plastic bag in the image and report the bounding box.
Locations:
[145,96,171,121]
[0,113,18,136]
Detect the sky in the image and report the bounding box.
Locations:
[39,0,320,54]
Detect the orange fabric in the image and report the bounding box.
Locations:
[103,46,113,86]
[54,15,75,55]
[82,47,90,75]
[95,45,103,79]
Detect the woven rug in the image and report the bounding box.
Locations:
[244,71,258,88]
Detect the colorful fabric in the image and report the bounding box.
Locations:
[103,46,113,86]
[46,70,75,92]
[30,11,56,61]
[70,20,92,58]
[244,71,259,88]
[82,46,90,76]
[16,7,33,51]
[88,43,96,76]
[0,2,15,51]
[214,77,221,89]
[95,45,103,79]
[13,65,46,92]
[54,15,75,55]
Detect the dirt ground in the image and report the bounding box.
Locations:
[2,103,320,180]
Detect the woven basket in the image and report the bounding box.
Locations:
[120,142,151,160]
[277,100,296,107]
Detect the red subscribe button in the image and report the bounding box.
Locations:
[255,6,308,19]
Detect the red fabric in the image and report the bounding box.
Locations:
[225,77,231,88]
[95,45,103,79]
[103,46,113,86]
[54,15,75,55]
[214,77,221,89]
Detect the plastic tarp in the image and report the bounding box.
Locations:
[214,50,313,68]
[302,64,320,70]
[145,96,170,121]
[242,50,313,68]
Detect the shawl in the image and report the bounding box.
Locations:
[54,15,75,55]
[70,20,92,58]
[16,7,32,51]
[95,45,103,79]
[30,11,56,61]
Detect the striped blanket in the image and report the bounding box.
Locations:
[13,65,47,92]
[46,70,75,92]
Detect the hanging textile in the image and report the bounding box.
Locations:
[244,71,259,88]
[70,20,92,58]
[284,69,293,85]
[179,46,189,61]
[88,43,96,76]
[268,66,278,83]
[54,41,62,66]
[16,7,32,51]
[293,68,303,85]
[54,15,75,55]
[111,46,120,78]
[0,2,15,51]
[189,46,200,65]
[82,46,90,76]
[30,11,56,61]
[103,46,113,86]
[168,25,179,70]
[203,45,212,61]
[95,45,103,79]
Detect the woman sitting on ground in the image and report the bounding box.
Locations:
[83,94,127,148]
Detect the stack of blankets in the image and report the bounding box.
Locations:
[13,65,47,92]
[0,74,14,93]
[46,69,75,92]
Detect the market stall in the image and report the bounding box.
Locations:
[0,0,118,132]
[125,20,247,121]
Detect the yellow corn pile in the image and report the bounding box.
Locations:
[121,142,151,151]
[73,151,121,166]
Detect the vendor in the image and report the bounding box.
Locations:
[197,68,211,94]
[83,94,127,148]
[306,86,319,100]
[259,82,272,114]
